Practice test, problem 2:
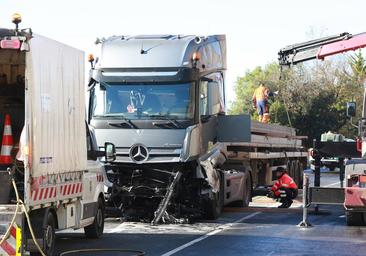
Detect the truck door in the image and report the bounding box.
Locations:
[199,73,251,145]
[82,126,101,219]
[217,115,251,143]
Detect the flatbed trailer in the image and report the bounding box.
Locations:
[217,120,307,207]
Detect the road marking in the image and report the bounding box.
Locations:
[324,181,340,187]
[161,212,261,256]
[109,222,125,233]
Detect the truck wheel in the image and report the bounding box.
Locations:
[346,211,365,226]
[43,212,56,256]
[293,160,302,189]
[231,173,252,207]
[242,174,252,207]
[84,198,105,238]
[297,161,304,189]
[31,212,56,256]
[204,170,224,220]
[289,161,296,180]
[204,191,222,220]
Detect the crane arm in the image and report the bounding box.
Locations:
[278,32,366,66]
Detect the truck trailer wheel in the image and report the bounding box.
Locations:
[204,172,224,220]
[288,160,303,189]
[84,197,105,238]
[30,212,56,256]
[294,160,303,189]
[243,174,252,207]
[297,161,304,189]
[204,191,222,220]
[232,173,252,207]
[346,211,365,226]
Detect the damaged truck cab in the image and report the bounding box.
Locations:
[88,35,242,221]
[88,34,307,222]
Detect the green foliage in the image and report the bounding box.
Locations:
[349,50,366,84]
[229,52,366,145]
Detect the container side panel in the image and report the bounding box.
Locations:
[26,35,87,177]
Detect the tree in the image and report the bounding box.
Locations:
[229,58,356,145]
[349,50,366,85]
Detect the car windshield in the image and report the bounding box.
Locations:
[92,82,195,120]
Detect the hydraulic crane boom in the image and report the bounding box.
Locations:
[278,32,366,66]
[278,31,366,158]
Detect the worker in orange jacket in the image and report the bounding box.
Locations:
[268,167,298,208]
[252,83,276,123]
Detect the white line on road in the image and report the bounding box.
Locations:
[109,222,125,233]
[324,181,340,187]
[161,211,261,256]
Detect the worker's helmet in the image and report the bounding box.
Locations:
[275,166,287,175]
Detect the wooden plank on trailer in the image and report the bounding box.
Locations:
[227,151,307,160]
[226,142,303,149]
[251,120,296,137]
[225,134,303,148]
[248,152,307,159]
[250,134,302,147]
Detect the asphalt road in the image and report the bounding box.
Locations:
[55,172,366,256]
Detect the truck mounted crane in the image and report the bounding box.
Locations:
[278,32,366,225]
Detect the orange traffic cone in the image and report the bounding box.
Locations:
[0,114,13,165]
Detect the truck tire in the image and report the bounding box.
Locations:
[346,211,364,226]
[288,160,303,189]
[242,174,252,207]
[232,173,252,207]
[294,160,303,189]
[31,212,56,256]
[204,171,224,220]
[204,191,222,220]
[84,197,105,238]
[289,161,296,180]
[297,161,304,189]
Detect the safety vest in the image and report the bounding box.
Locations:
[253,86,270,101]
[271,173,298,196]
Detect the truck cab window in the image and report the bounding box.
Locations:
[92,82,195,120]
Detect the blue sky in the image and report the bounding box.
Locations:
[1,0,365,102]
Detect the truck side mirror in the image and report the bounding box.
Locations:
[346,102,356,117]
[207,81,220,115]
[104,142,116,162]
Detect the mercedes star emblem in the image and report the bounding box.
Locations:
[129,144,149,163]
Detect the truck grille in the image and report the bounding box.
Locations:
[114,147,182,163]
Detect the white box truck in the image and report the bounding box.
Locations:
[0,16,115,255]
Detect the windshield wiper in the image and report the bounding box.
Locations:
[94,114,137,128]
[109,121,136,129]
[149,115,182,129]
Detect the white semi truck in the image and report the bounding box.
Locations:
[0,16,115,255]
[87,34,307,223]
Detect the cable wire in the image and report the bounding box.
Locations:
[0,168,46,256]
[60,248,145,256]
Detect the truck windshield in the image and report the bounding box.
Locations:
[92,82,195,120]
